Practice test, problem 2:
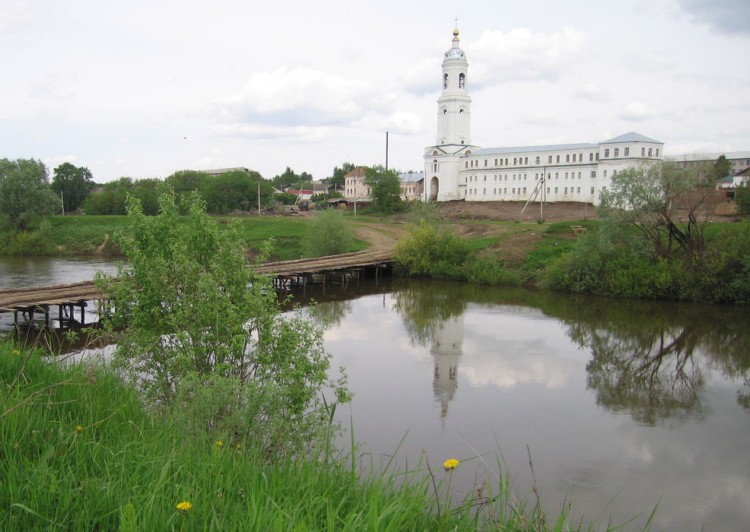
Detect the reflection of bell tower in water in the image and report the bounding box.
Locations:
[431,314,464,419]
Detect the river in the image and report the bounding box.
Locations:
[2,258,749,531]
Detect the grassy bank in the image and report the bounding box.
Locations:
[0,215,367,261]
[0,344,571,531]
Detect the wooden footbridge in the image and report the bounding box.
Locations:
[0,249,395,328]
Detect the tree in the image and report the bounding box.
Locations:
[0,158,58,230]
[200,169,272,214]
[83,177,134,215]
[736,185,750,216]
[97,192,348,450]
[271,167,313,191]
[51,162,95,212]
[599,161,712,261]
[365,165,404,214]
[327,162,355,188]
[713,154,732,180]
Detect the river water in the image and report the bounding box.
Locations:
[2,258,749,531]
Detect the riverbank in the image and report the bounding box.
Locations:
[2,203,748,304]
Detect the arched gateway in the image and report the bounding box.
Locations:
[430,176,439,201]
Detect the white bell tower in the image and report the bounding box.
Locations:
[437,27,472,146]
[423,26,478,202]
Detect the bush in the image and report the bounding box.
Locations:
[395,220,468,277]
[0,219,54,255]
[97,192,349,453]
[303,209,354,257]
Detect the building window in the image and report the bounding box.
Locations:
[614,148,619,157]
[548,155,553,163]
[603,170,607,177]
[495,159,498,165]
[590,153,594,161]
[546,187,550,193]
[624,147,630,156]
[556,155,560,163]
[524,157,528,164]
[604,148,610,158]
[590,187,595,194]
[648,148,653,156]
[566,154,570,162]
[641,147,645,156]
[656,149,660,156]
[459,73,465,88]
[443,74,448,89]
[577,187,581,193]
[555,187,558,193]
[535,156,540,164]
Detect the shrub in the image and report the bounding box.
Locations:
[303,209,354,257]
[97,192,349,453]
[395,220,468,277]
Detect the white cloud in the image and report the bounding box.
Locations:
[469,27,587,86]
[216,67,389,128]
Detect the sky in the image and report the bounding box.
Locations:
[1,0,749,183]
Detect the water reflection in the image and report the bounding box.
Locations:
[308,280,750,530]
[297,277,750,426]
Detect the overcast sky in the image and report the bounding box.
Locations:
[1,0,748,182]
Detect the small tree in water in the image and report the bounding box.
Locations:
[98,192,348,452]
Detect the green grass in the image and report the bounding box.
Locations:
[1,215,369,261]
[0,343,595,531]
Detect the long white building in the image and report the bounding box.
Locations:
[423,28,664,206]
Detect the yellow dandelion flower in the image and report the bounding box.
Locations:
[176,501,192,512]
[76,425,83,433]
[443,458,460,471]
[235,443,241,450]
[13,349,21,356]
[215,440,223,448]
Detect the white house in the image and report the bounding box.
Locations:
[423,28,664,206]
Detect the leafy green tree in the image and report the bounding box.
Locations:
[165,169,208,194]
[83,177,134,215]
[0,158,58,230]
[327,162,355,188]
[201,169,272,214]
[97,192,349,449]
[365,165,404,214]
[271,167,313,191]
[303,209,354,257]
[599,161,712,261]
[736,185,750,216]
[51,162,95,212]
[713,154,732,180]
[131,178,162,215]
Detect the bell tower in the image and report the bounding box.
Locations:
[436,27,471,146]
[424,26,478,202]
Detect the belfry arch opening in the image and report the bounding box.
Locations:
[430,176,439,201]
